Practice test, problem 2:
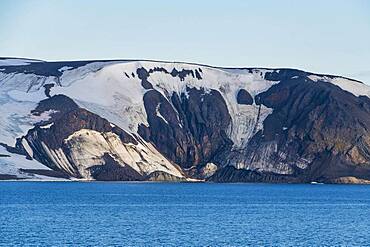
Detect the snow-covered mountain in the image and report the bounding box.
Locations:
[1,57,370,183]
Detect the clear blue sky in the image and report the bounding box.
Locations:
[1,0,369,83]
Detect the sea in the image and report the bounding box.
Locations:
[1,182,369,246]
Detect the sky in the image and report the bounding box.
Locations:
[0,0,370,83]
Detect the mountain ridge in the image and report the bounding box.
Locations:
[0,56,363,83]
[1,57,370,183]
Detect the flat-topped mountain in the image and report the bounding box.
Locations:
[1,57,370,183]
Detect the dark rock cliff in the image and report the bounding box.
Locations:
[139,87,233,170]
[210,76,370,183]
[18,95,138,177]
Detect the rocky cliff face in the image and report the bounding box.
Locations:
[139,87,233,170]
[16,94,184,180]
[212,74,370,183]
[1,57,370,183]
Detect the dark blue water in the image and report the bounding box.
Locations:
[1,182,370,246]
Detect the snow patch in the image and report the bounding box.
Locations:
[155,104,168,124]
[0,145,55,180]
[308,75,370,97]
[30,110,58,124]
[40,123,54,129]
[7,88,48,102]
[0,58,41,66]
[58,66,73,72]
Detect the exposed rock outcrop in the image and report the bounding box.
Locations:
[14,94,184,180]
[221,76,370,182]
[140,87,233,169]
[236,89,253,105]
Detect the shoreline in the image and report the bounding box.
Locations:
[1,179,370,185]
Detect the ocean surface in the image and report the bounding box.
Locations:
[1,182,370,246]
